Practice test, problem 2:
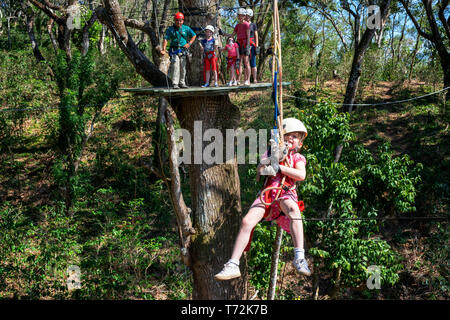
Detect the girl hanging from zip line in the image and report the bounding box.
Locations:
[215,118,312,281]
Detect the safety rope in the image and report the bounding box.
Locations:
[259,0,288,210]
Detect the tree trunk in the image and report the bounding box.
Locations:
[312,260,320,300]
[97,0,248,299]
[401,0,450,99]
[47,19,58,54]
[7,17,12,50]
[178,1,248,299]
[173,95,247,299]
[81,13,98,56]
[408,33,421,82]
[25,9,45,62]
[343,0,392,112]
[396,14,408,66]
[98,25,106,54]
[422,0,450,98]
[328,266,342,299]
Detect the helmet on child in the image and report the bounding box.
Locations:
[205,25,215,33]
[282,118,308,137]
[246,8,253,17]
[237,8,247,16]
[174,12,184,20]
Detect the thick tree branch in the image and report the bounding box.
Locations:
[47,18,58,53]
[164,104,195,267]
[28,0,64,23]
[23,2,45,61]
[341,0,358,19]
[40,0,64,11]
[438,0,450,41]
[399,0,433,40]
[96,1,169,86]
[310,5,348,51]
[343,0,392,110]
[81,11,98,55]
[160,0,171,33]
[123,18,161,50]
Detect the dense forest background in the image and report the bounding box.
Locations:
[0,0,448,299]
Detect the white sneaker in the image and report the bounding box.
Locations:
[228,81,233,86]
[214,82,218,87]
[232,80,238,86]
[244,81,250,86]
[214,261,241,281]
[293,258,311,276]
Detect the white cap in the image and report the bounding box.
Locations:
[246,8,253,17]
[282,118,308,137]
[237,8,247,15]
[205,25,215,32]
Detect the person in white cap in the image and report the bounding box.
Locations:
[245,8,259,83]
[200,25,219,87]
[229,8,251,85]
[215,118,311,281]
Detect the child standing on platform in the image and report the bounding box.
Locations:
[231,8,251,85]
[160,12,196,89]
[245,9,259,83]
[221,36,240,86]
[200,25,219,87]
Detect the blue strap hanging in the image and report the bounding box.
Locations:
[273,71,279,143]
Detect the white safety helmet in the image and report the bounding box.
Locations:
[246,8,253,17]
[282,118,308,138]
[205,25,215,33]
[238,8,247,16]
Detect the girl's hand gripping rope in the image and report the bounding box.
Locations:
[258,139,288,176]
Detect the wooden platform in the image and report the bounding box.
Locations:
[120,82,291,97]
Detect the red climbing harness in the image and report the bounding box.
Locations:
[244,157,305,252]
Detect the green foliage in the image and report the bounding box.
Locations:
[247,223,290,298]
[0,50,54,142]
[0,204,81,298]
[0,192,186,299]
[295,99,422,294]
[51,48,122,211]
[247,223,274,292]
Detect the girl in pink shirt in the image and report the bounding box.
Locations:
[215,118,312,281]
[221,37,240,86]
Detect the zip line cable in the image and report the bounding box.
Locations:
[289,216,449,221]
[284,86,450,107]
[2,84,447,114]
